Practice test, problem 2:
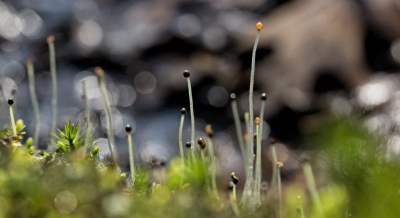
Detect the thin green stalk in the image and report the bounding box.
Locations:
[230,183,240,216]
[302,161,324,218]
[198,138,209,190]
[183,70,195,159]
[95,67,118,164]
[244,112,250,160]
[206,124,218,197]
[277,162,283,218]
[259,93,267,148]
[297,196,306,218]
[241,22,263,206]
[255,118,262,206]
[82,81,92,151]
[268,139,278,202]
[231,172,240,216]
[27,60,40,149]
[230,93,246,169]
[8,98,16,135]
[126,125,135,187]
[47,35,57,135]
[179,108,186,187]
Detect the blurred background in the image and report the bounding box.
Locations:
[1,0,400,186]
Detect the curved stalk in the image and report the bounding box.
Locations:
[95,67,118,164]
[47,35,57,135]
[241,22,263,206]
[126,125,135,187]
[27,60,40,149]
[179,108,186,186]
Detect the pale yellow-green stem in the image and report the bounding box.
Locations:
[27,60,40,149]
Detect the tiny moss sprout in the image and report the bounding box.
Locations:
[206,124,218,197]
[297,195,306,218]
[277,161,283,218]
[179,108,186,187]
[47,35,58,135]
[126,124,136,187]
[27,59,40,149]
[231,172,239,203]
[244,112,250,160]
[82,81,92,152]
[8,97,16,135]
[198,137,209,189]
[183,70,195,159]
[254,117,262,206]
[95,67,118,164]
[230,172,240,216]
[302,159,324,218]
[242,22,263,206]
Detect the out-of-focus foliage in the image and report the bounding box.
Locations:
[310,117,400,218]
[1,115,400,217]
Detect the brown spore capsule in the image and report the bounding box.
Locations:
[205,124,213,137]
[269,137,276,144]
[255,117,260,125]
[277,162,284,168]
[197,138,206,149]
[26,59,34,65]
[256,22,263,30]
[47,35,55,44]
[94,67,104,77]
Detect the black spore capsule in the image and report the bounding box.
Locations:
[185,142,191,148]
[231,172,239,185]
[8,97,14,105]
[197,138,206,149]
[181,108,187,115]
[183,70,190,78]
[125,124,132,133]
[261,93,267,101]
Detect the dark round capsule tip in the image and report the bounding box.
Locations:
[230,93,236,100]
[261,93,267,101]
[197,138,206,149]
[185,142,191,148]
[183,70,190,78]
[231,172,239,184]
[180,108,187,115]
[125,124,132,133]
[8,98,14,105]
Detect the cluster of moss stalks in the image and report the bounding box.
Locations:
[1,23,400,218]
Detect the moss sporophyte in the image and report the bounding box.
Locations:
[0,21,378,217]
